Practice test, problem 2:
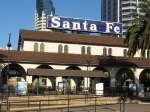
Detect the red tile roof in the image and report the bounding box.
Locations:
[19,29,127,47]
[1,50,150,67]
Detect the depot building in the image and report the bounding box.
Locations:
[0,16,150,92]
[0,29,150,91]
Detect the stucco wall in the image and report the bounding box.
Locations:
[22,40,141,57]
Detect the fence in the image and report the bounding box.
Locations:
[0,94,125,112]
[1,86,150,111]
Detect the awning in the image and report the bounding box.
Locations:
[27,68,106,78]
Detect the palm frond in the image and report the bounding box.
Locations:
[125,0,150,58]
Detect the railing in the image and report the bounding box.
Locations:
[2,88,150,112]
[0,95,101,112]
[120,95,125,112]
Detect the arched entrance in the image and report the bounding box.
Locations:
[139,69,150,87]
[116,68,134,88]
[32,65,54,88]
[65,66,82,90]
[93,67,110,87]
[1,64,26,91]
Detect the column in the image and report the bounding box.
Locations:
[108,68,118,87]
[110,75,116,87]
[37,76,39,95]
[134,69,142,85]
[84,77,90,89]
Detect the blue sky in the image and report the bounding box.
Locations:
[0,0,101,50]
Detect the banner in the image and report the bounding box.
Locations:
[96,83,103,95]
[18,81,28,95]
[47,16,123,34]
[58,82,66,91]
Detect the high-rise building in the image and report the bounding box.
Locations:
[101,0,145,37]
[35,0,55,31]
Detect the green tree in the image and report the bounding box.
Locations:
[124,0,150,58]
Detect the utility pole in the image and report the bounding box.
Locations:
[6,33,11,110]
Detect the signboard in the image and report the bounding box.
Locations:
[96,83,103,95]
[47,16,123,34]
[58,82,66,91]
[138,84,144,97]
[18,81,28,95]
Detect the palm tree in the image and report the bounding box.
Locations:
[124,0,150,58]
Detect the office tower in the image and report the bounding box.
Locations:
[35,0,55,31]
[101,0,145,37]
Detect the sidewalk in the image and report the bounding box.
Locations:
[0,95,150,112]
[1,95,148,104]
[2,104,150,112]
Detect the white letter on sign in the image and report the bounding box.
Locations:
[114,26,120,33]
[105,23,113,33]
[51,17,60,28]
[72,22,81,30]
[83,21,88,30]
[63,21,70,29]
[90,24,97,31]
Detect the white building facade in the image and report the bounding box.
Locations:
[1,29,150,95]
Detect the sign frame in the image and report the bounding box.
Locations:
[17,81,28,95]
[95,83,103,95]
[47,16,123,35]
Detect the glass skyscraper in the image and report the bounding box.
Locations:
[35,0,55,31]
[101,0,145,37]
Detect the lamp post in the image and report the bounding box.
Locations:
[6,33,11,96]
[6,33,11,111]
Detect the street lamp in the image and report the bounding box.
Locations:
[6,33,11,96]
[5,33,11,111]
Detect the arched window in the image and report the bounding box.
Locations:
[123,49,127,57]
[64,45,68,53]
[81,46,85,54]
[34,43,38,52]
[103,47,107,55]
[108,48,112,56]
[87,46,91,55]
[40,43,44,52]
[58,44,63,53]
